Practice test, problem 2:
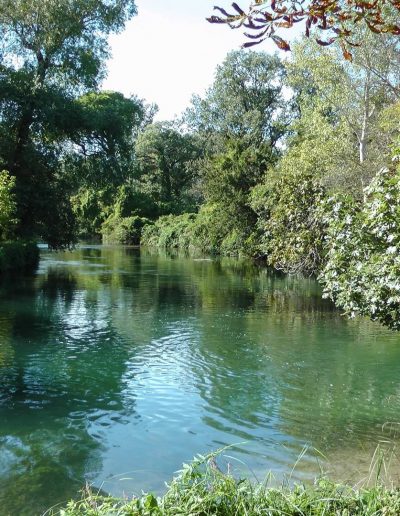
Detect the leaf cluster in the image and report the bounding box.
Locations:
[208,0,400,60]
[320,166,400,329]
[251,170,327,275]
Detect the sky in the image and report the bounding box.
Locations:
[103,0,277,121]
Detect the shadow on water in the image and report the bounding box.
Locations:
[1,246,400,513]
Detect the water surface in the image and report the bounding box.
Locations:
[1,246,400,515]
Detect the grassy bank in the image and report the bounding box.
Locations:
[0,240,39,273]
[50,453,400,515]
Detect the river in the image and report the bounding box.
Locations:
[1,245,400,515]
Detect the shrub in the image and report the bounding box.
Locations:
[140,204,255,257]
[71,188,113,240]
[141,213,194,249]
[102,215,152,245]
[251,171,327,275]
[320,166,400,329]
[189,204,229,255]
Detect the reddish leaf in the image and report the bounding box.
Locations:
[316,37,336,46]
[272,35,291,50]
[243,21,267,29]
[254,14,273,22]
[207,16,227,23]
[343,47,353,61]
[276,20,293,28]
[242,39,264,47]
[366,21,383,33]
[212,6,233,17]
[232,2,245,15]
[208,0,400,55]
[244,27,269,38]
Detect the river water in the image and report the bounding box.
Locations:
[1,246,400,515]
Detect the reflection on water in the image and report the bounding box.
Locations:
[1,246,400,514]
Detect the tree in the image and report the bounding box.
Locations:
[66,91,151,188]
[66,92,156,240]
[284,36,400,196]
[0,0,137,247]
[200,138,274,255]
[251,170,327,275]
[184,50,287,148]
[171,50,289,257]
[135,122,202,215]
[344,30,400,171]
[207,1,400,58]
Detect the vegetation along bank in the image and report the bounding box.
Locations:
[52,453,400,515]
[1,0,400,328]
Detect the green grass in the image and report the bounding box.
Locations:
[47,450,400,515]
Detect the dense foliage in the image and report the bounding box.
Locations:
[1,0,400,328]
[102,214,151,245]
[141,205,250,256]
[140,36,400,329]
[185,51,286,146]
[251,171,327,275]
[0,0,137,248]
[0,240,39,272]
[135,122,202,215]
[321,166,400,329]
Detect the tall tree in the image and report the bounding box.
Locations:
[285,36,400,195]
[184,50,287,150]
[135,122,202,215]
[0,0,137,247]
[182,50,289,256]
[67,91,150,189]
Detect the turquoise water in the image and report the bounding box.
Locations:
[1,246,400,515]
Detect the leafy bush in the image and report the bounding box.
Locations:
[71,184,163,241]
[320,166,400,329]
[141,213,196,250]
[189,204,232,255]
[0,170,18,241]
[251,171,327,275]
[102,215,152,245]
[141,204,256,257]
[71,188,114,240]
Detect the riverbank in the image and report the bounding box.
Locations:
[52,454,400,515]
[0,240,39,273]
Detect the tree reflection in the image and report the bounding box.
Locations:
[0,259,139,515]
